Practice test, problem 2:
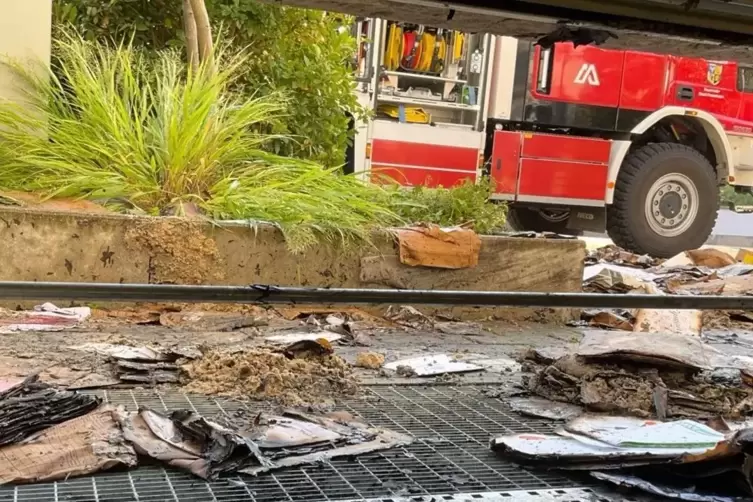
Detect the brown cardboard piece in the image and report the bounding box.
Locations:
[686,248,736,268]
[393,225,481,269]
[577,330,719,370]
[0,406,136,485]
[633,309,703,337]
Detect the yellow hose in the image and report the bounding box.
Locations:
[384,23,403,71]
[452,31,464,63]
[385,25,460,73]
[416,33,435,72]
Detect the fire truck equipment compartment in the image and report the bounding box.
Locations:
[491,131,610,201]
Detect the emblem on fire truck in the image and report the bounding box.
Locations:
[707,63,723,85]
[574,64,600,86]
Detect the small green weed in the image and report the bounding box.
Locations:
[384,178,507,234]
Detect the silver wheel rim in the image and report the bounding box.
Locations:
[644,173,699,237]
[539,209,569,223]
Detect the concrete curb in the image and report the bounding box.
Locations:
[0,208,586,321]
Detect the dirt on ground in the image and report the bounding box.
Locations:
[92,303,273,323]
[704,311,735,330]
[124,219,224,284]
[355,352,385,369]
[0,191,111,214]
[0,301,579,395]
[184,349,358,406]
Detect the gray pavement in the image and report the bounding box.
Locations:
[713,209,753,237]
[707,209,753,246]
[585,209,753,247]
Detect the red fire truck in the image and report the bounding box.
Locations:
[349,19,753,258]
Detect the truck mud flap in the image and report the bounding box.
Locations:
[567,207,606,232]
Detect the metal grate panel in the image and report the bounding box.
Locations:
[0,385,644,502]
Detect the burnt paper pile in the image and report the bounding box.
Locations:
[0,375,101,445]
[0,379,130,485]
[71,343,201,384]
[0,401,411,485]
[523,331,753,420]
[118,408,413,479]
[492,414,753,501]
[582,244,753,335]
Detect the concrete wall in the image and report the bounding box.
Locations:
[0,1,52,105]
[0,208,586,321]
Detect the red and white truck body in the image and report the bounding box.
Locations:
[350,19,753,257]
[487,40,753,198]
[351,20,491,187]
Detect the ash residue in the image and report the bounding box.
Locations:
[524,353,753,420]
[184,349,358,405]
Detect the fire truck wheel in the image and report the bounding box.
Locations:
[607,142,719,258]
[507,206,581,235]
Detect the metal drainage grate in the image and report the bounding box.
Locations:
[0,385,645,502]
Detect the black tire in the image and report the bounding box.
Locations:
[606,142,719,258]
[507,205,581,235]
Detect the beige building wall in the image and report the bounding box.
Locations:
[0,0,52,104]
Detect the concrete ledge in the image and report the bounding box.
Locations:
[0,208,586,321]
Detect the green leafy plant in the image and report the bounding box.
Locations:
[0,33,400,252]
[53,0,364,167]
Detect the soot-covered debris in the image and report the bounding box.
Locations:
[583,244,753,336]
[72,343,201,385]
[523,331,753,420]
[0,375,101,446]
[585,245,659,268]
[117,408,413,479]
[0,398,410,484]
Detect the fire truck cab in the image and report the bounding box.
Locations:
[350,19,753,258]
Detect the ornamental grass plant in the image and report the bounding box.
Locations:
[0,32,506,251]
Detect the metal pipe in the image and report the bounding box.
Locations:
[1,281,752,310]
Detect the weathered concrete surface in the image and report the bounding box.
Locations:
[0,1,51,109]
[0,208,585,321]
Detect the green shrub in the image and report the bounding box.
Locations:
[384,179,508,234]
[0,34,400,252]
[720,184,753,208]
[53,0,363,167]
